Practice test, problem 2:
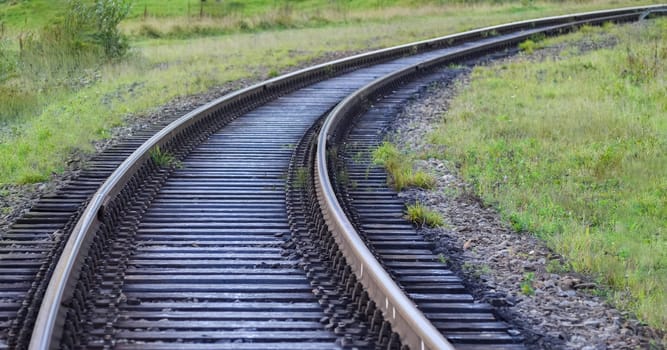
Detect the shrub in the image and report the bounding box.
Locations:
[68,0,132,59]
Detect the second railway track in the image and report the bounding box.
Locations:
[0,5,665,350]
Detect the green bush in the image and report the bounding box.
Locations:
[68,0,132,59]
[9,0,131,88]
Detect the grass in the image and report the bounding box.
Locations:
[518,38,539,53]
[405,202,444,228]
[520,272,536,296]
[0,1,654,185]
[150,146,180,168]
[2,1,654,33]
[372,141,436,190]
[429,19,667,330]
[293,167,309,189]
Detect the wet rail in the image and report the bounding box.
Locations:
[0,5,661,350]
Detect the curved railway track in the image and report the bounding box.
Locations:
[0,5,664,350]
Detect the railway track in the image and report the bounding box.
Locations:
[0,5,664,350]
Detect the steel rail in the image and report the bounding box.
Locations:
[29,5,665,349]
[314,7,666,350]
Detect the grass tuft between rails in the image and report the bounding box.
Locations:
[372,141,436,191]
[405,202,445,228]
[429,19,667,330]
[150,146,181,168]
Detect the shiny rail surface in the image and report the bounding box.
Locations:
[14,5,664,349]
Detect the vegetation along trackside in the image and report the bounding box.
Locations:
[372,141,436,190]
[430,19,666,330]
[0,0,655,185]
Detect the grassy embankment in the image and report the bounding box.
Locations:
[0,0,656,186]
[428,19,666,330]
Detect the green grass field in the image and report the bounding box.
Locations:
[1,0,651,184]
[430,19,667,330]
[0,0,561,30]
